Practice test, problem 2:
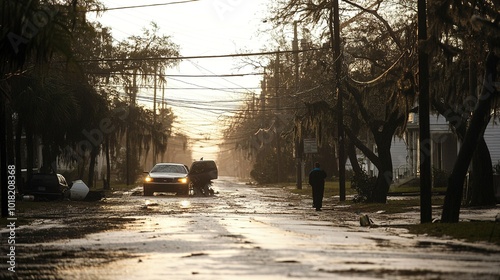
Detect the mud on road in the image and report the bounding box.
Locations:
[2,178,500,279]
[4,197,140,279]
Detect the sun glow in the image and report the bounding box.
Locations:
[179,200,191,208]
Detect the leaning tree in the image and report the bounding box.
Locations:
[267,0,419,203]
[428,0,500,223]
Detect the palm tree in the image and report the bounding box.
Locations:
[10,73,77,179]
[112,22,180,185]
[1,0,106,215]
[1,0,78,216]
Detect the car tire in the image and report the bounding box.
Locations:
[143,186,154,196]
[192,186,203,197]
[176,188,189,196]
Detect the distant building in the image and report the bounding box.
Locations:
[355,113,500,184]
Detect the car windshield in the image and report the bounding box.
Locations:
[150,164,186,174]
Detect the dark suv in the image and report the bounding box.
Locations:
[189,160,218,183]
[189,160,218,196]
[24,173,70,200]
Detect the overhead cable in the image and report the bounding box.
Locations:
[77,47,331,63]
[89,0,200,12]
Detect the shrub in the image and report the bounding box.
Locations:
[115,149,143,185]
[250,147,294,184]
[432,167,448,188]
[350,171,377,202]
[494,160,500,175]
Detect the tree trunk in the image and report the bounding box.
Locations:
[431,100,495,207]
[464,41,496,207]
[345,126,395,203]
[104,136,111,190]
[88,147,99,189]
[467,137,496,206]
[15,119,23,192]
[418,0,432,223]
[42,144,56,173]
[26,125,34,181]
[1,98,8,217]
[441,52,498,223]
[78,154,86,180]
[126,127,130,185]
[370,140,393,203]
[6,104,14,168]
[346,101,363,177]
[328,143,339,178]
[347,140,363,176]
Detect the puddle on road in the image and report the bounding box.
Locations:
[7,179,500,280]
[0,219,66,234]
[416,240,500,254]
[179,200,191,208]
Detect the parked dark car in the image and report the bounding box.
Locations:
[143,163,190,196]
[24,173,70,200]
[189,160,218,196]
[189,160,218,183]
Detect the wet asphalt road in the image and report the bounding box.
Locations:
[4,177,500,279]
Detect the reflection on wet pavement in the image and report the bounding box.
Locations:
[3,177,500,279]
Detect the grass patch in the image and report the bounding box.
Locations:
[390,185,447,194]
[331,196,445,215]
[272,182,499,245]
[403,222,500,246]
[343,200,417,214]
[288,181,356,197]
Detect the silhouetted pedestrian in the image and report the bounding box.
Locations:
[308,162,327,211]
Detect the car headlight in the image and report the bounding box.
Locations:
[178,178,188,184]
[144,176,153,183]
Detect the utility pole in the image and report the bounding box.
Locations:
[275,50,281,183]
[153,63,158,167]
[333,0,346,201]
[418,0,432,223]
[0,98,7,217]
[161,79,166,163]
[260,77,266,114]
[162,80,166,110]
[293,21,303,190]
[252,91,256,118]
[126,69,138,186]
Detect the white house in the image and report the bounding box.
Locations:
[403,113,500,178]
[359,113,500,182]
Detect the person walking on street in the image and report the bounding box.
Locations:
[308,162,327,211]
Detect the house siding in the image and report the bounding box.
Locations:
[351,115,500,181]
[484,122,500,166]
[391,137,409,179]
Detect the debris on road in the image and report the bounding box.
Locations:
[360,214,374,227]
[70,180,89,200]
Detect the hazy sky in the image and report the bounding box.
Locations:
[90,0,271,160]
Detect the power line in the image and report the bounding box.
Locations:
[98,82,255,94]
[166,76,255,95]
[167,87,259,90]
[136,95,305,113]
[188,60,256,95]
[90,0,200,12]
[77,47,330,63]
[166,73,264,78]
[85,71,264,77]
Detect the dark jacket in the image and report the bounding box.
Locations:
[309,168,327,187]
